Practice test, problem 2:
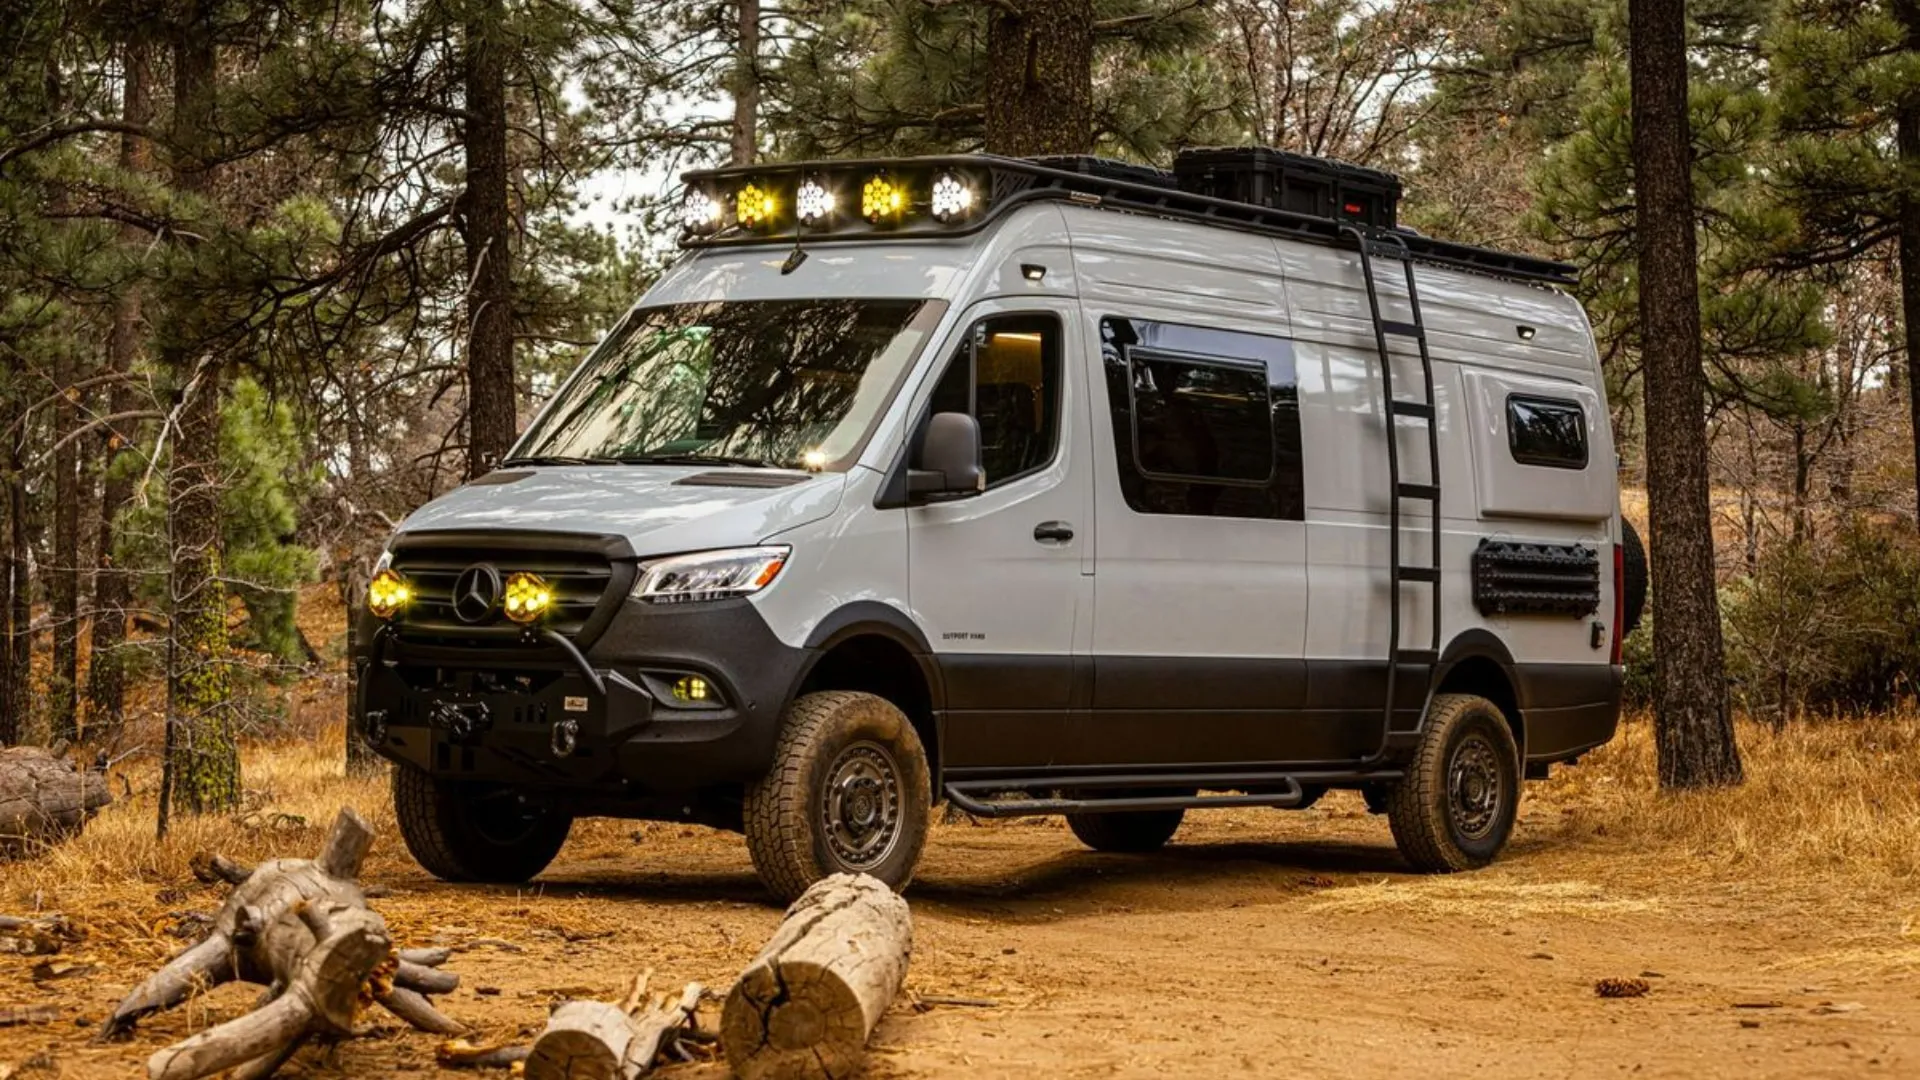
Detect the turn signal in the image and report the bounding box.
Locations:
[366,569,411,620]
[502,572,554,624]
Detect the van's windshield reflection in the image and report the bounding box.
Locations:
[509,298,944,471]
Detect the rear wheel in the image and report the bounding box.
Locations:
[743,691,932,903]
[392,767,572,883]
[1386,693,1520,872]
[1066,809,1185,853]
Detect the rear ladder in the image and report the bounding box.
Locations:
[1342,226,1442,745]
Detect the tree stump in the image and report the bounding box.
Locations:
[103,808,466,1080]
[721,873,912,1080]
[0,746,111,855]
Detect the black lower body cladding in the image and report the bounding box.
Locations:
[356,596,812,797]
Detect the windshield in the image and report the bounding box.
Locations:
[510,298,945,470]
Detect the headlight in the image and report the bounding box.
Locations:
[366,568,411,620]
[502,572,554,624]
[633,546,789,605]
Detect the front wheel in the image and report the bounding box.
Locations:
[1386,693,1520,872]
[743,691,932,903]
[392,767,572,883]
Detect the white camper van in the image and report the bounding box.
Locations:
[353,151,1643,902]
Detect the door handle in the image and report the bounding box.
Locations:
[1033,521,1075,544]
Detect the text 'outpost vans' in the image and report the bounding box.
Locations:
[352,151,1642,901]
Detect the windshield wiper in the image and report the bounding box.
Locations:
[614,453,788,470]
[498,455,608,467]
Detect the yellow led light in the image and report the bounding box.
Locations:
[502,572,554,624]
[736,182,778,229]
[672,675,710,703]
[862,174,906,223]
[366,568,412,620]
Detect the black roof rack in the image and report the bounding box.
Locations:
[678,154,1576,287]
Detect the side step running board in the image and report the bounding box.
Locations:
[943,769,1406,818]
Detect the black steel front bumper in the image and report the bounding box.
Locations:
[352,595,812,796]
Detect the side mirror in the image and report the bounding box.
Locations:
[909,412,985,499]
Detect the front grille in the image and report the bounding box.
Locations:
[391,546,616,641]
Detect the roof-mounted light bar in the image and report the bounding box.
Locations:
[674,154,1577,286]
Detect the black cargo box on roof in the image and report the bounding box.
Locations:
[1174,147,1403,230]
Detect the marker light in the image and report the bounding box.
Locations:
[861,174,906,224]
[502,572,554,624]
[930,172,977,223]
[672,675,711,704]
[736,182,778,230]
[801,449,828,471]
[633,546,790,604]
[681,187,723,234]
[366,569,411,620]
[796,178,835,226]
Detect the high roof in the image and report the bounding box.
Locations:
[677,154,1577,288]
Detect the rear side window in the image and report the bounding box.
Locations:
[1507,395,1588,469]
[1099,316,1303,520]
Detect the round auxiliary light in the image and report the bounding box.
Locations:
[681,187,723,234]
[861,173,906,224]
[930,172,977,223]
[796,177,835,227]
[736,182,778,230]
[366,568,411,621]
[502,572,554,624]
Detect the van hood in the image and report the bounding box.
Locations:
[394,465,846,556]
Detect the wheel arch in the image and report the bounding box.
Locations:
[1433,630,1525,762]
[796,602,946,789]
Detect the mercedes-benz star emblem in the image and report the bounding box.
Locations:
[451,564,502,624]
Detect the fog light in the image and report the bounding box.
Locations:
[672,675,711,704]
[861,174,906,224]
[366,569,411,620]
[502,572,553,624]
[736,182,778,230]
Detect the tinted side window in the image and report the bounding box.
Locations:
[1100,316,1304,520]
[926,314,1062,488]
[1507,395,1588,469]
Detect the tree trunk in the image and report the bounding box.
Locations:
[721,874,912,1080]
[730,0,760,165]
[983,0,1094,157]
[163,14,239,816]
[0,746,112,855]
[525,983,705,1080]
[1628,0,1742,788]
[462,0,516,479]
[1898,67,1920,528]
[2,416,30,746]
[87,41,154,743]
[50,354,80,745]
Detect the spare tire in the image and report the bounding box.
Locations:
[1620,518,1648,638]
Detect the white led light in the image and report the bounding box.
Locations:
[930,172,977,223]
[796,179,835,226]
[681,188,723,233]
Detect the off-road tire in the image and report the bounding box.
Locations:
[1620,519,1649,637]
[1066,809,1185,853]
[1386,693,1520,873]
[743,691,932,904]
[392,766,572,883]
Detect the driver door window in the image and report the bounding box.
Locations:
[926,314,1062,488]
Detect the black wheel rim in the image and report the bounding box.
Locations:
[820,740,903,870]
[468,788,548,847]
[1447,732,1505,841]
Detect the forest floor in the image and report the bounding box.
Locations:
[3,702,1917,1079]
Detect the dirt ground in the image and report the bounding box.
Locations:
[5,713,1917,1080]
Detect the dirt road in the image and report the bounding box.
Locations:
[17,780,1911,1080]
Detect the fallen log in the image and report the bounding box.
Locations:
[101,808,466,1080]
[521,973,707,1080]
[721,873,912,1080]
[0,746,111,855]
